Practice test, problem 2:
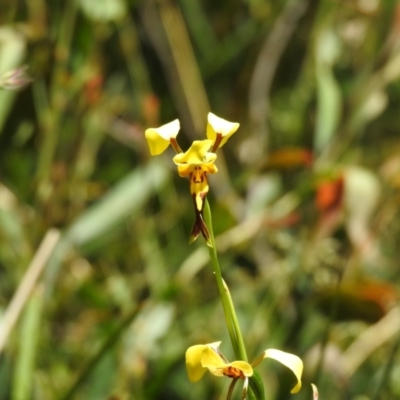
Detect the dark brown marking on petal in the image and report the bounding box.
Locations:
[191,166,205,184]
[222,366,246,379]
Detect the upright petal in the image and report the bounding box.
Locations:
[145,119,180,155]
[207,113,239,150]
[200,345,227,372]
[262,349,303,394]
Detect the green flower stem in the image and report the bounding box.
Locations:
[203,199,248,362]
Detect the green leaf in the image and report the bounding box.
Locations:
[12,288,44,400]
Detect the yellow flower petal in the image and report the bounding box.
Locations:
[145,119,180,155]
[185,345,209,382]
[177,164,194,177]
[173,140,216,165]
[200,345,226,371]
[206,112,239,149]
[262,349,303,394]
[201,347,253,379]
[229,361,253,377]
[190,166,210,211]
[185,342,221,383]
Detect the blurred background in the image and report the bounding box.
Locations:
[0,0,400,399]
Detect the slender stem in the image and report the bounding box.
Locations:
[226,378,239,400]
[203,199,248,362]
[222,279,248,362]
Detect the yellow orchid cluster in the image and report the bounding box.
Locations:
[145,113,239,246]
[186,341,303,398]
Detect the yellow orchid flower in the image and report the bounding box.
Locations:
[185,342,252,383]
[173,140,217,245]
[207,112,240,152]
[173,140,217,211]
[144,113,239,245]
[185,342,303,395]
[144,119,181,155]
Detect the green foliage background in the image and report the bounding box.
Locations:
[1,0,400,399]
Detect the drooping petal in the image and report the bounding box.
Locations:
[207,113,239,150]
[190,167,209,211]
[185,342,221,382]
[262,349,303,394]
[185,345,209,382]
[145,119,180,155]
[173,140,216,165]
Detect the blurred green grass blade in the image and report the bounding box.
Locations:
[12,287,44,400]
[65,160,170,246]
[44,160,170,294]
[178,0,217,57]
[0,352,12,400]
[116,17,151,120]
[200,19,260,78]
[62,306,142,400]
[84,351,117,400]
[137,217,170,296]
[72,108,107,180]
[314,30,341,153]
[0,27,27,135]
[0,208,28,260]
[0,186,31,272]
[315,64,341,153]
